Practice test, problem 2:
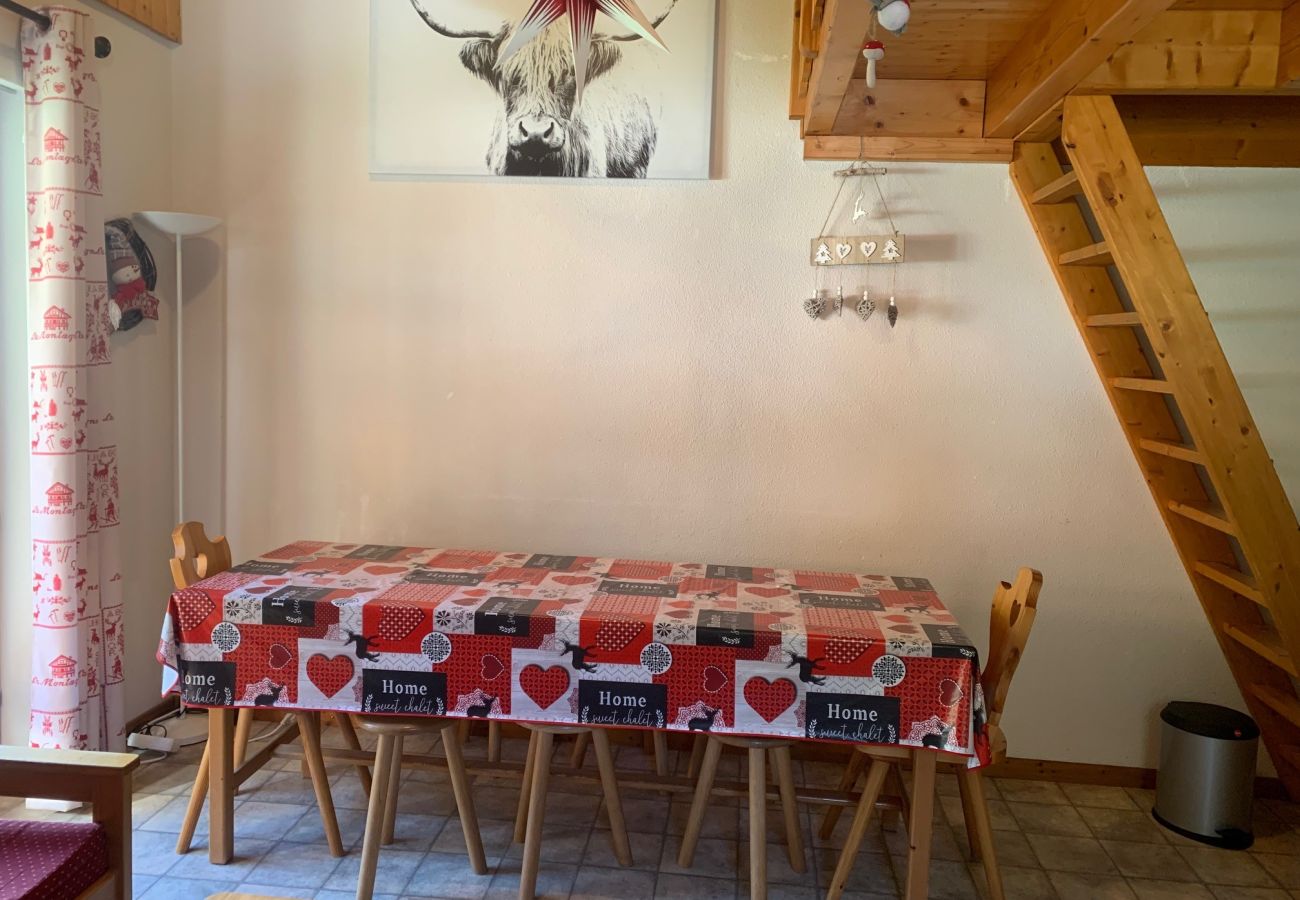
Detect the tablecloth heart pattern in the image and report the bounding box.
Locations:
[157,543,990,763]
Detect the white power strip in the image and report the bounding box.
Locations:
[128,731,178,754]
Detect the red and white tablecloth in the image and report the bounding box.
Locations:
[157,542,990,764]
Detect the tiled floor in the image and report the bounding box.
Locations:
[5,726,1299,900]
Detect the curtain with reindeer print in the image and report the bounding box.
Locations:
[24,7,124,751]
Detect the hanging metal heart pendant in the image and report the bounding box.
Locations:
[803,296,825,319]
[856,293,876,322]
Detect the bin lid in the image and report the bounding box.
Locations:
[1161,701,1259,741]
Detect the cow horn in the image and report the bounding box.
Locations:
[409,0,501,40]
[601,0,679,43]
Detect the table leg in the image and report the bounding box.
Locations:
[519,729,554,900]
[748,747,767,900]
[208,709,234,864]
[904,750,938,900]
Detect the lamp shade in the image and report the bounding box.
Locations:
[136,211,221,237]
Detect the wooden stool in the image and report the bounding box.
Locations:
[678,735,805,900]
[354,717,488,900]
[568,728,670,776]
[514,725,632,900]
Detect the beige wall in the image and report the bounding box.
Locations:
[0,3,176,743]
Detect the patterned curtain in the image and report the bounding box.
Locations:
[24,7,125,751]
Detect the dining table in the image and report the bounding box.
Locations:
[158,540,991,898]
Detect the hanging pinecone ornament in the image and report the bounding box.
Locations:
[887,295,899,328]
[803,295,825,319]
[856,291,876,322]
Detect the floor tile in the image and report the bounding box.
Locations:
[996,780,1071,806]
[582,827,664,870]
[407,850,495,899]
[1127,879,1214,899]
[815,846,898,896]
[1049,871,1136,899]
[737,840,816,886]
[133,762,202,795]
[1078,807,1168,844]
[1257,852,1300,889]
[166,837,275,882]
[130,875,157,899]
[1026,834,1117,874]
[1207,888,1292,900]
[131,829,183,877]
[1102,841,1200,882]
[504,823,591,862]
[654,872,738,900]
[980,864,1056,900]
[571,864,659,900]
[1178,846,1276,888]
[1061,784,1139,811]
[606,796,671,833]
[668,799,741,839]
[885,856,977,900]
[242,840,344,889]
[230,800,312,840]
[1008,802,1092,837]
[660,836,739,879]
[484,860,578,899]
[432,818,513,863]
[136,876,240,899]
[325,847,425,895]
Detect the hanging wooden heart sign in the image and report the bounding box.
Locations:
[811,234,905,266]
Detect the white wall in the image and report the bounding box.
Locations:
[0,3,176,743]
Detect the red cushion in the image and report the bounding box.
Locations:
[0,820,109,900]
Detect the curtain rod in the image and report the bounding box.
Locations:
[0,0,52,32]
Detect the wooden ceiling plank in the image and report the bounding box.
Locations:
[1119,94,1300,166]
[94,0,182,42]
[831,79,987,138]
[803,0,876,135]
[1079,9,1282,93]
[1281,1,1300,84]
[984,0,1176,139]
[804,135,1013,163]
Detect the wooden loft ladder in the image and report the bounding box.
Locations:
[1012,95,1300,800]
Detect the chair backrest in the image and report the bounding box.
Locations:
[170,521,233,589]
[979,567,1043,730]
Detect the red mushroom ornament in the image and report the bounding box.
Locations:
[862,39,885,88]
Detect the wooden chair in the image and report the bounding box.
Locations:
[514,725,633,900]
[170,522,369,858]
[0,747,140,900]
[823,567,1043,900]
[678,735,805,900]
[353,716,487,900]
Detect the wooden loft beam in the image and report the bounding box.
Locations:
[1079,9,1283,93]
[984,0,1175,139]
[802,0,875,134]
[1282,1,1300,84]
[1119,94,1300,166]
[804,135,1013,163]
[93,0,181,42]
[831,79,986,137]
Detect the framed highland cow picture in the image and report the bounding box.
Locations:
[370,0,717,179]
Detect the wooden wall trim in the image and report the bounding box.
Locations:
[92,0,181,43]
[804,134,1013,163]
[1119,94,1300,166]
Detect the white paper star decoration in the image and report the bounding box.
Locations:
[498,0,669,102]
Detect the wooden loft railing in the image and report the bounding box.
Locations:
[1012,95,1300,800]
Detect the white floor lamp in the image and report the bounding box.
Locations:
[135,212,221,525]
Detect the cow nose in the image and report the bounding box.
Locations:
[515,115,564,152]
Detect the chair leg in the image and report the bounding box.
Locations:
[960,768,1004,900]
[297,712,345,857]
[686,734,706,778]
[652,730,669,777]
[336,714,373,797]
[591,729,632,866]
[771,746,805,873]
[488,721,502,763]
[884,763,910,834]
[747,747,767,900]
[514,730,539,844]
[903,750,938,900]
[677,736,722,867]
[569,731,590,769]
[826,757,891,900]
[456,719,470,745]
[232,707,254,769]
[381,734,403,845]
[357,732,396,900]
[956,765,980,860]
[519,729,554,900]
[440,722,489,875]
[175,740,210,854]
[818,750,865,840]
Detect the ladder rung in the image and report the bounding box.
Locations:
[1225,623,1297,677]
[1168,500,1237,535]
[1059,242,1113,267]
[1111,377,1174,394]
[1086,312,1142,328]
[1032,170,1083,205]
[1138,438,1204,465]
[1253,684,1300,730]
[1194,561,1266,606]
